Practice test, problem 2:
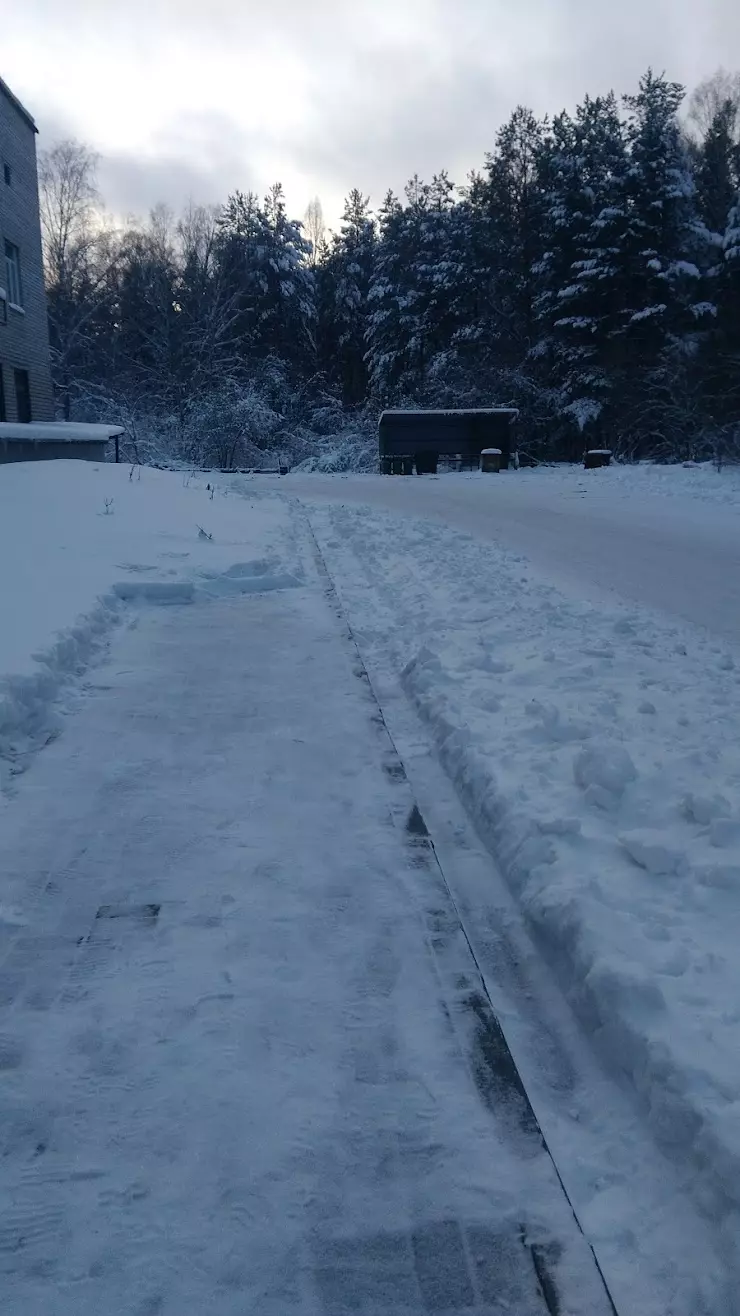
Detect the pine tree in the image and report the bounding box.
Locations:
[319,190,376,404]
[483,107,548,361]
[695,101,740,240]
[534,94,629,441]
[616,71,708,362]
[216,185,315,375]
[365,189,411,397]
[390,174,434,389]
[715,188,740,423]
[691,116,740,439]
[115,212,181,407]
[365,175,472,401]
[442,172,496,395]
[415,172,470,391]
[216,190,268,359]
[259,184,316,371]
[609,73,719,455]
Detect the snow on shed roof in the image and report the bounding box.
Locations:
[380,408,519,418]
[0,422,124,443]
[0,76,37,133]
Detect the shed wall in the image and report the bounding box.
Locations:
[378,413,515,459]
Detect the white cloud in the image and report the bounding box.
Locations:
[3,0,739,227]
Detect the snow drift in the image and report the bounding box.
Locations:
[0,461,291,790]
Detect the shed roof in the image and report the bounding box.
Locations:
[380,408,519,418]
[0,422,124,443]
[0,75,37,133]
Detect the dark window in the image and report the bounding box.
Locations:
[5,242,22,307]
[0,367,6,422]
[14,368,31,423]
[3,164,11,186]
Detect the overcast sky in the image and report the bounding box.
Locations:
[4,1,739,230]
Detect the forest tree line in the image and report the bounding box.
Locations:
[40,68,740,469]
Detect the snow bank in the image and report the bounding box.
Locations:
[512,458,740,511]
[284,456,740,512]
[0,461,289,787]
[308,496,740,1232]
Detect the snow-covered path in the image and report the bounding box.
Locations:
[0,574,612,1314]
[269,469,740,643]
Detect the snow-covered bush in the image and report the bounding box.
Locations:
[294,429,377,473]
[179,382,282,469]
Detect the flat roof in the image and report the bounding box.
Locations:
[0,75,37,133]
[0,422,124,443]
[380,408,519,418]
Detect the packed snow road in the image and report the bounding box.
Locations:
[0,560,614,1314]
[0,462,736,1314]
[271,466,740,644]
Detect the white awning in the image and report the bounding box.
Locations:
[0,422,124,443]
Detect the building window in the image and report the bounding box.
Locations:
[14,368,31,423]
[5,242,23,308]
[0,366,6,422]
[3,164,11,186]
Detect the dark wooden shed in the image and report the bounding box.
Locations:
[378,409,519,474]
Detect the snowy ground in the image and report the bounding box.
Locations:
[0,461,294,790]
[0,475,618,1314]
[1,459,739,1312]
[272,462,740,643]
[250,463,740,1276]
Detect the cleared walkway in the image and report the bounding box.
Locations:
[0,574,612,1314]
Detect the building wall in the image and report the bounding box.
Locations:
[0,440,107,464]
[0,80,54,423]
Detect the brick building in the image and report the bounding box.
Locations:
[0,74,54,424]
